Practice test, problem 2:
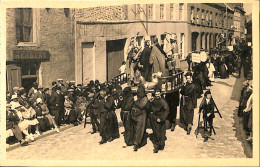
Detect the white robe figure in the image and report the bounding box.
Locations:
[206,62,216,82]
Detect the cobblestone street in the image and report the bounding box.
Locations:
[6,75,248,160]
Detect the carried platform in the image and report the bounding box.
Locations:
[113,72,184,94]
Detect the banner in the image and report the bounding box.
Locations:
[192,53,201,63]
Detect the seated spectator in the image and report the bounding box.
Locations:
[22,102,39,134]
[14,104,35,141]
[38,98,59,132]
[64,95,74,124]
[6,90,11,103]
[33,98,48,134]
[6,103,28,147]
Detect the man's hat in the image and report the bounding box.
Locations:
[6,103,12,108]
[11,94,18,100]
[57,79,63,82]
[44,88,49,92]
[37,86,43,90]
[88,93,94,98]
[184,71,192,77]
[52,81,57,86]
[56,87,61,91]
[36,98,42,104]
[70,80,76,84]
[77,84,82,87]
[13,87,19,91]
[68,89,74,92]
[204,89,211,96]
[170,34,177,41]
[19,87,25,91]
[144,36,150,41]
[154,85,162,93]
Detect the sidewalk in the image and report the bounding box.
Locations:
[6,118,91,152]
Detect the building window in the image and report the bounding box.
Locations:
[191,6,195,23]
[159,4,166,20]
[15,8,40,46]
[201,9,205,25]
[134,4,141,20]
[215,13,218,27]
[219,14,222,28]
[15,8,33,43]
[180,33,185,59]
[209,12,213,26]
[170,3,174,20]
[206,11,209,26]
[147,4,154,20]
[179,3,184,20]
[196,8,200,24]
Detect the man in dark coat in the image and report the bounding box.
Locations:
[139,40,152,82]
[180,72,197,135]
[131,85,149,151]
[185,52,192,71]
[165,90,179,132]
[199,90,215,142]
[49,87,63,127]
[149,87,169,153]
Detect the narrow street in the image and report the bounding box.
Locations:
[6,75,247,160]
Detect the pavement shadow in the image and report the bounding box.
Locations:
[214,80,234,87]
[232,107,253,158]
[230,69,246,101]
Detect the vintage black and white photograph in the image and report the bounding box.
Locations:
[1,0,259,166]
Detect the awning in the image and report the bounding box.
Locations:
[13,50,50,60]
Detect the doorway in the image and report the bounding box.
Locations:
[106,39,126,81]
[82,42,95,85]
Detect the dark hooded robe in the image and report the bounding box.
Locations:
[149,96,169,150]
[131,85,148,147]
[165,90,179,129]
[99,89,119,142]
[219,56,228,79]
[117,87,135,145]
[180,82,197,128]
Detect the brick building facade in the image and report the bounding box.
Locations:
[6,8,75,93]
[6,4,245,91]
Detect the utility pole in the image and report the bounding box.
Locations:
[131,5,149,35]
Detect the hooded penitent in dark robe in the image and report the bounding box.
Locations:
[139,46,152,82]
[192,65,203,98]
[149,44,169,77]
[99,94,119,142]
[219,57,228,79]
[117,87,135,146]
[180,82,197,128]
[131,85,149,147]
[165,90,179,129]
[200,62,211,86]
[149,96,169,150]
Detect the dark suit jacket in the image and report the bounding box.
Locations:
[50,91,63,110]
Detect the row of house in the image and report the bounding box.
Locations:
[5,3,248,93]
